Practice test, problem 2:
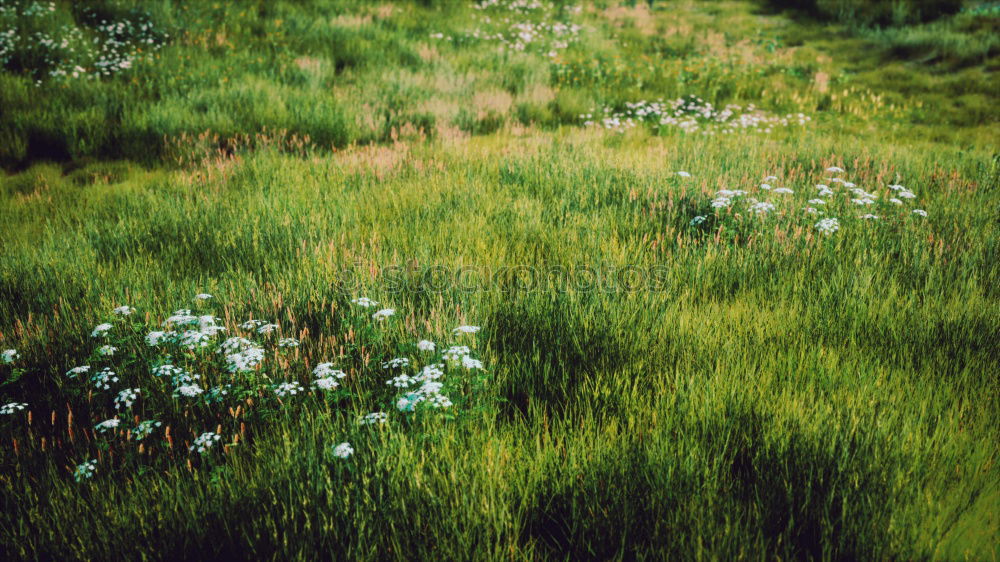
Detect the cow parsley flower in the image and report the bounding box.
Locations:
[174,384,204,398]
[273,381,304,398]
[808,199,825,205]
[453,325,481,334]
[190,432,221,453]
[257,323,279,335]
[815,217,840,235]
[146,331,169,346]
[750,201,776,214]
[825,166,845,173]
[818,187,834,197]
[278,338,299,348]
[462,356,484,370]
[98,345,118,356]
[359,412,388,425]
[226,346,265,372]
[91,323,113,337]
[66,365,90,378]
[240,319,266,331]
[862,214,879,220]
[74,459,97,482]
[95,418,121,433]
[0,402,27,415]
[416,364,445,381]
[179,330,211,350]
[888,184,905,191]
[114,388,140,410]
[387,374,415,388]
[372,308,395,320]
[351,297,379,307]
[889,198,903,205]
[676,171,691,177]
[851,198,875,206]
[711,197,730,209]
[1,349,17,364]
[689,215,707,226]
[443,346,471,361]
[133,420,162,440]
[396,392,425,412]
[194,293,213,300]
[332,442,354,458]
[91,368,119,390]
[843,182,856,188]
[898,191,916,199]
[772,187,794,194]
[313,376,340,391]
[313,363,347,379]
[912,209,928,217]
[113,306,135,316]
[760,183,772,190]
[382,357,410,369]
[165,310,198,326]
[417,340,436,352]
[427,393,453,408]
[763,175,778,182]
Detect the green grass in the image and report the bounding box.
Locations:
[1,0,998,559]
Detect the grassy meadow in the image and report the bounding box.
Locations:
[1,0,998,559]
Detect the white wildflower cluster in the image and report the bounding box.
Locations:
[147,312,226,350]
[372,308,395,320]
[273,381,304,398]
[433,1,582,58]
[220,336,265,372]
[91,323,113,338]
[190,432,221,453]
[73,459,97,482]
[278,338,299,348]
[1,349,17,364]
[583,96,810,135]
[66,365,90,378]
[693,165,930,236]
[113,388,140,410]
[174,383,204,398]
[0,402,27,415]
[382,357,410,369]
[0,3,167,83]
[312,362,347,391]
[351,297,379,308]
[112,305,135,316]
[332,441,354,459]
[90,367,119,390]
[95,418,120,433]
[359,412,388,426]
[97,345,117,356]
[390,327,486,414]
[153,364,199,386]
[132,420,162,440]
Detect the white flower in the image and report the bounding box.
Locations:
[382,357,410,369]
[804,207,818,214]
[1,349,17,364]
[190,432,221,453]
[427,393,453,408]
[112,306,134,316]
[851,198,875,206]
[219,337,254,354]
[0,402,27,415]
[750,201,776,214]
[396,392,424,412]
[461,356,484,370]
[66,365,90,378]
[815,217,840,235]
[174,384,204,398]
[351,297,379,308]
[165,310,198,327]
[763,175,778,182]
[90,368,119,390]
[332,442,354,458]
[889,198,903,205]
[372,308,395,320]
[359,412,388,425]
[862,214,879,220]
[313,377,340,391]
[257,323,279,335]
[179,330,211,350]
[676,171,691,177]
[91,323,113,338]
[843,182,856,188]
[194,293,213,300]
[416,364,445,382]
[313,363,347,379]
[419,381,444,395]
[818,187,834,197]
[95,418,121,433]
[825,166,845,173]
[888,184,905,191]
[808,199,825,205]
[240,319,266,331]
[772,187,794,194]
[74,459,97,482]
[98,345,118,356]
[912,209,928,217]
[815,184,829,190]
[711,198,730,209]
[760,183,772,190]
[145,331,169,346]
[387,374,415,388]
[226,346,265,372]
[133,420,162,440]
[417,340,436,352]
[278,338,300,348]
[273,381,304,398]
[899,191,916,199]
[829,178,846,184]
[453,325,481,334]
[114,388,140,410]
[689,215,707,226]
[443,346,471,361]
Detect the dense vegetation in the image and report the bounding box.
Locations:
[1,0,997,559]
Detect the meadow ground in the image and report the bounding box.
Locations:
[0,0,998,559]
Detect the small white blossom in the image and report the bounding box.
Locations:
[174,384,204,398]
[676,171,691,177]
[74,459,97,482]
[417,340,436,352]
[66,365,90,377]
[190,432,222,453]
[461,356,484,370]
[273,381,304,398]
[416,364,445,382]
[899,191,916,199]
[313,363,347,379]
[387,374,415,388]
[772,187,794,194]
[862,214,879,220]
[113,306,135,316]
[359,412,388,425]
[145,331,169,346]
[351,297,379,308]
[372,308,395,320]
[313,376,340,391]
[95,418,121,433]
[0,402,27,415]
[912,209,928,217]
[443,346,471,362]
[133,420,162,440]
[815,218,840,235]
[332,442,354,458]
[194,293,214,300]
[808,199,825,205]
[825,166,845,173]
[91,368,119,390]
[690,215,707,226]
[889,198,903,205]
[382,357,410,369]
[278,338,299,348]
[114,388,140,410]
[257,323,279,335]
[453,325,481,334]
[91,323,113,338]
[1,349,17,364]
